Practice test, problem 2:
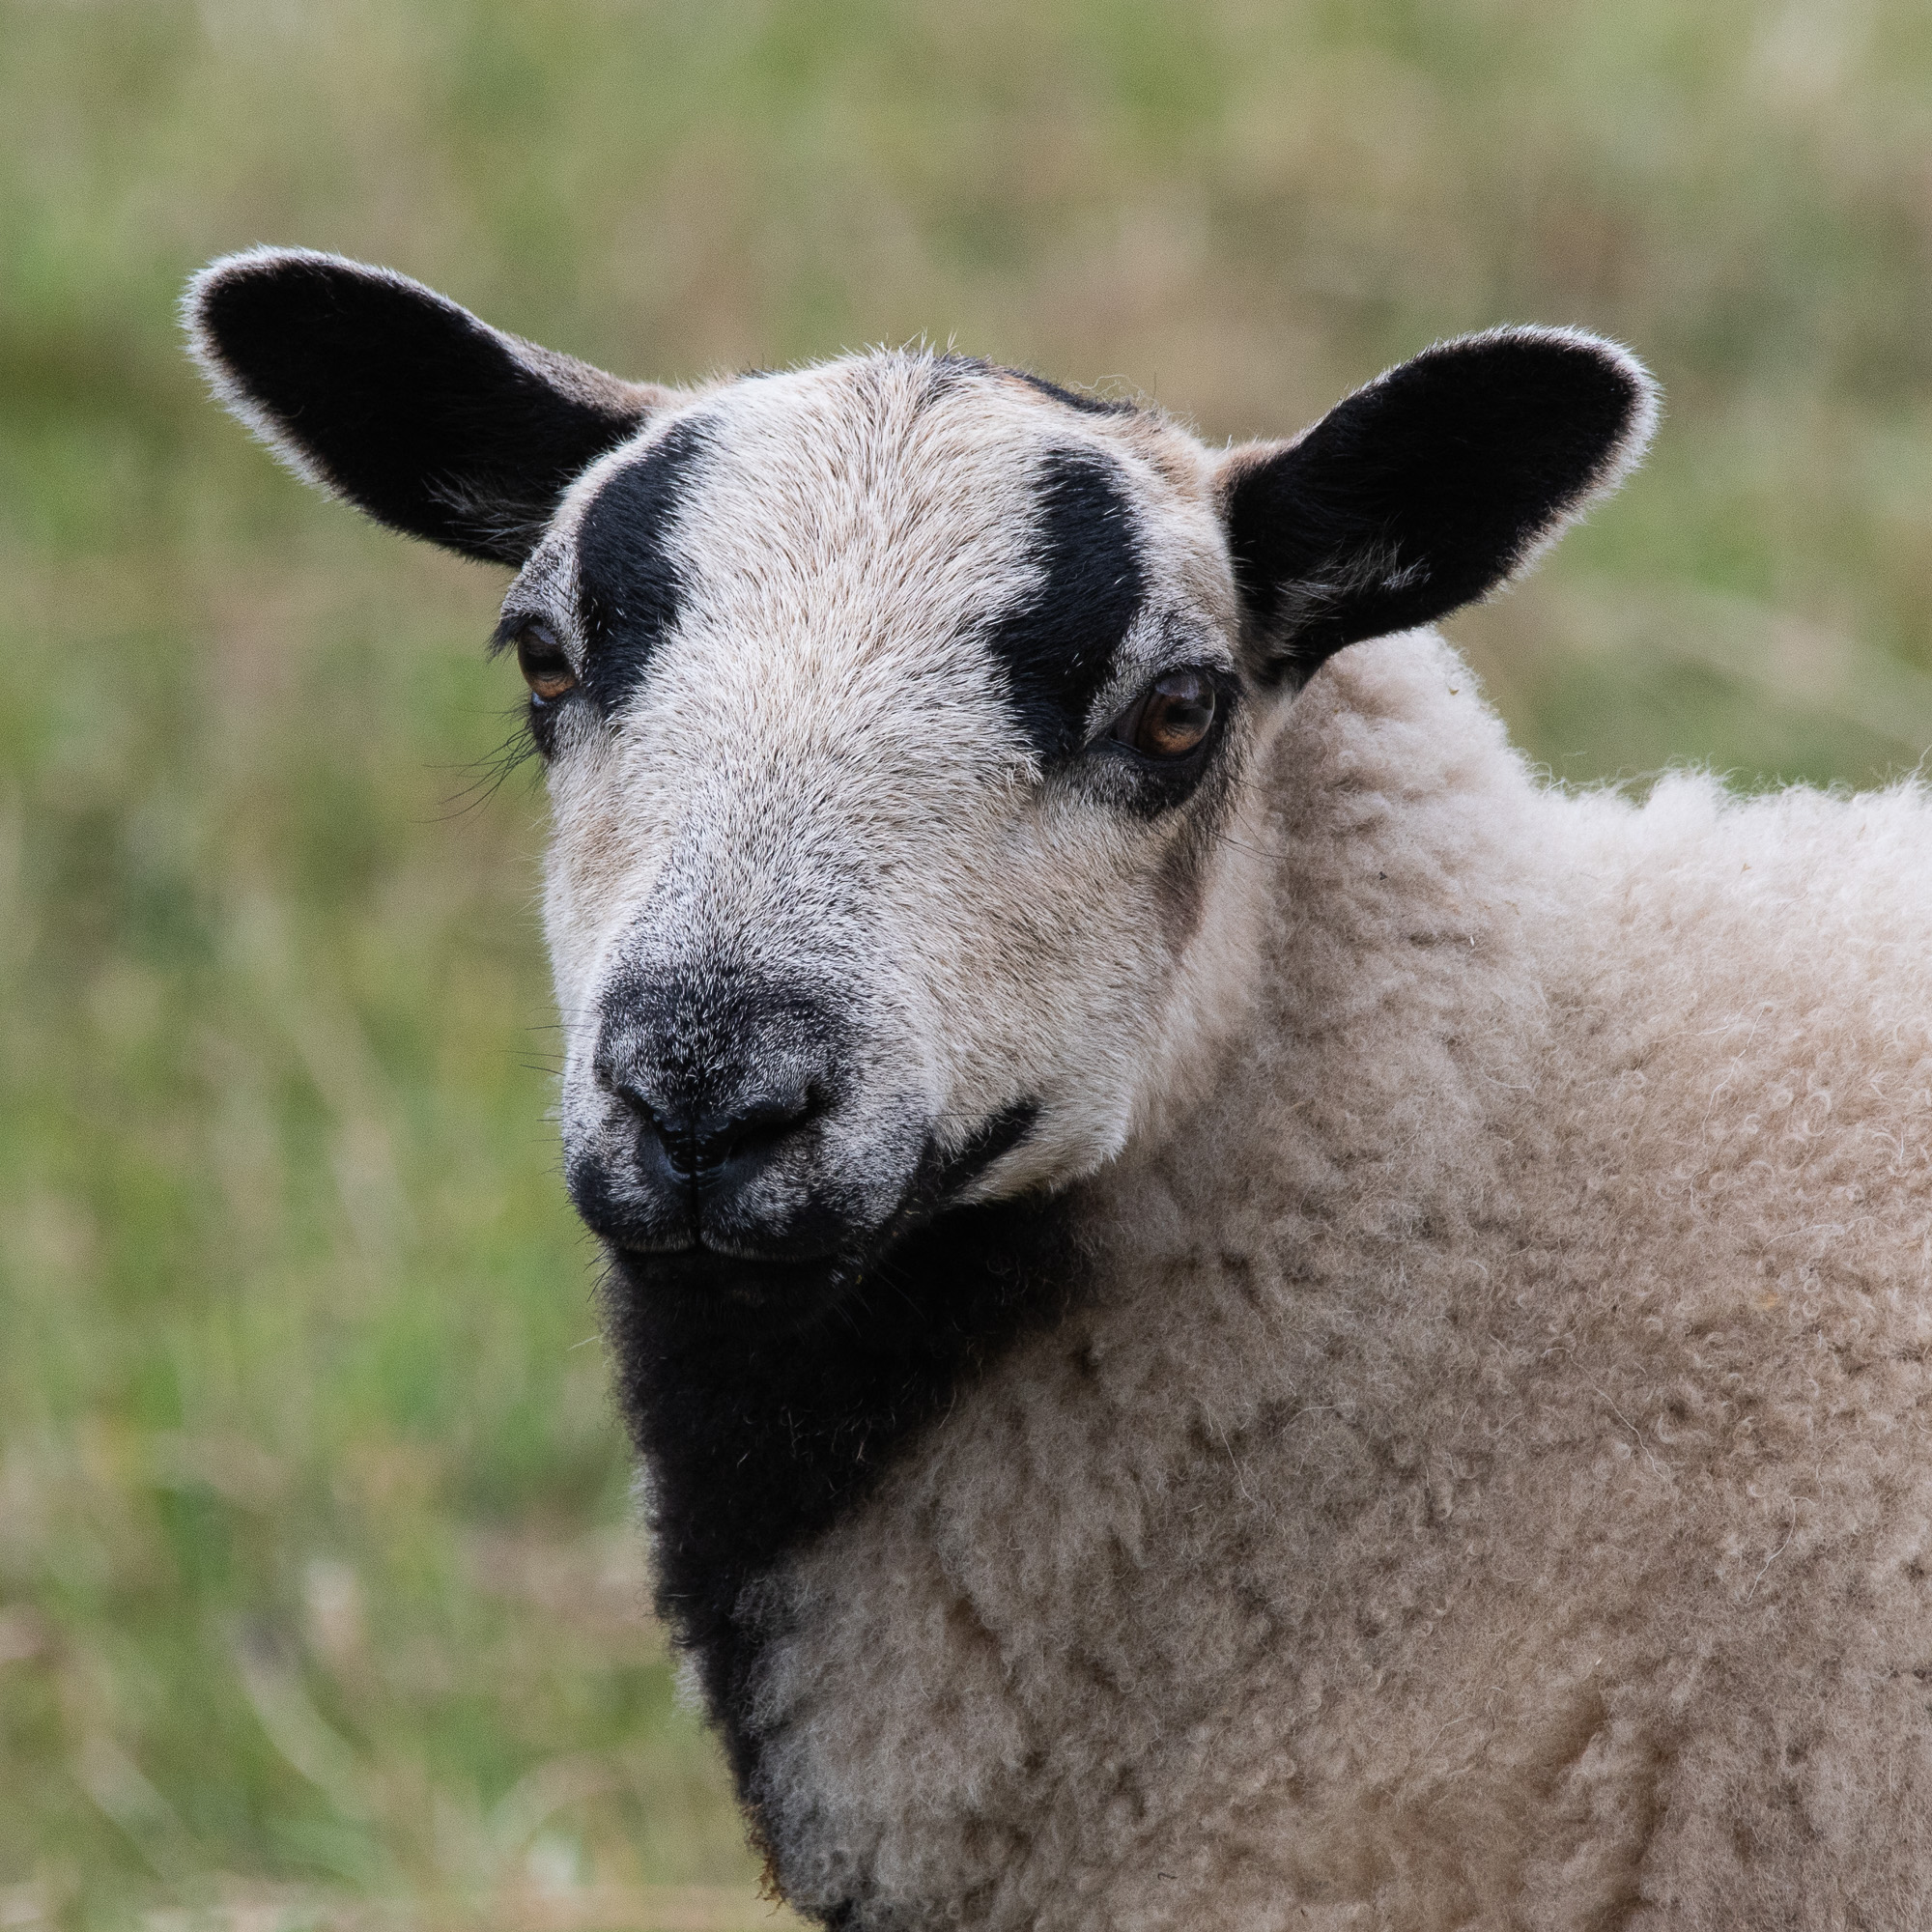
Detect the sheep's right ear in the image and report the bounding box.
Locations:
[185,248,672,565]
[1219,327,1658,685]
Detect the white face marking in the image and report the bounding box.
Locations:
[517,353,1265,1272]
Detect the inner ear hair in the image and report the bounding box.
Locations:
[1219,327,1659,685]
[185,247,673,565]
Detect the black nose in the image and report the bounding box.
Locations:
[581,962,852,1259]
[610,1076,821,1185]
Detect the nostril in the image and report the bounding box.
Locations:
[604,1071,655,1120]
[732,1088,817,1142]
[642,1100,696,1169]
[618,1083,825,1183]
[694,1088,817,1174]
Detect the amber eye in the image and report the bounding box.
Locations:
[515,621,577,704]
[1110,668,1219,759]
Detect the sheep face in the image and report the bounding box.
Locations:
[185,249,1656,1327]
[520,359,1254,1321]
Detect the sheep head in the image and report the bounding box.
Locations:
[187,250,1655,1332]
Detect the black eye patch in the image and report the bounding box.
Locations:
[984,447,1149,760]
[574,416,713,715]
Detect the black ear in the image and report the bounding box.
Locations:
[1220,327,1658,682]
[185,248,670,565]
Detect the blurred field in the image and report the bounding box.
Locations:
[6,1,1932,1926]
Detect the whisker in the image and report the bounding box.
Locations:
[425,706,544,821]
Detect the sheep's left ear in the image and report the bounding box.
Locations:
[1219,328,1658,684]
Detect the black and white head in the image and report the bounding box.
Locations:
[187,249,1656,1329]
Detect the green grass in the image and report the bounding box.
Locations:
[5,0,1932,1924]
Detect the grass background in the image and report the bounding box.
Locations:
[6,0,1932,1925]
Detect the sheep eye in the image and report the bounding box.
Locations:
[1110,668,1218,759]
[515,621,577,704]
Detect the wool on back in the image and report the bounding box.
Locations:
[743,630,1932,1930]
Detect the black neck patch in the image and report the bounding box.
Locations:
[984,447,1149,759]
[600,1171,1082,1797]
[575,417,712,715]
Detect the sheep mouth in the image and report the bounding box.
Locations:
[588,1100,1041,1331]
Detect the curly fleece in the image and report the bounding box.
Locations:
[745,632,1932,1930]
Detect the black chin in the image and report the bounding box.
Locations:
[600,1174,1083,1820]
[613,1246,865,1334]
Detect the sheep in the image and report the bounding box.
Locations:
[186,246,1932,1931]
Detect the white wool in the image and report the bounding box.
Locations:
[746,633,1932,1929]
